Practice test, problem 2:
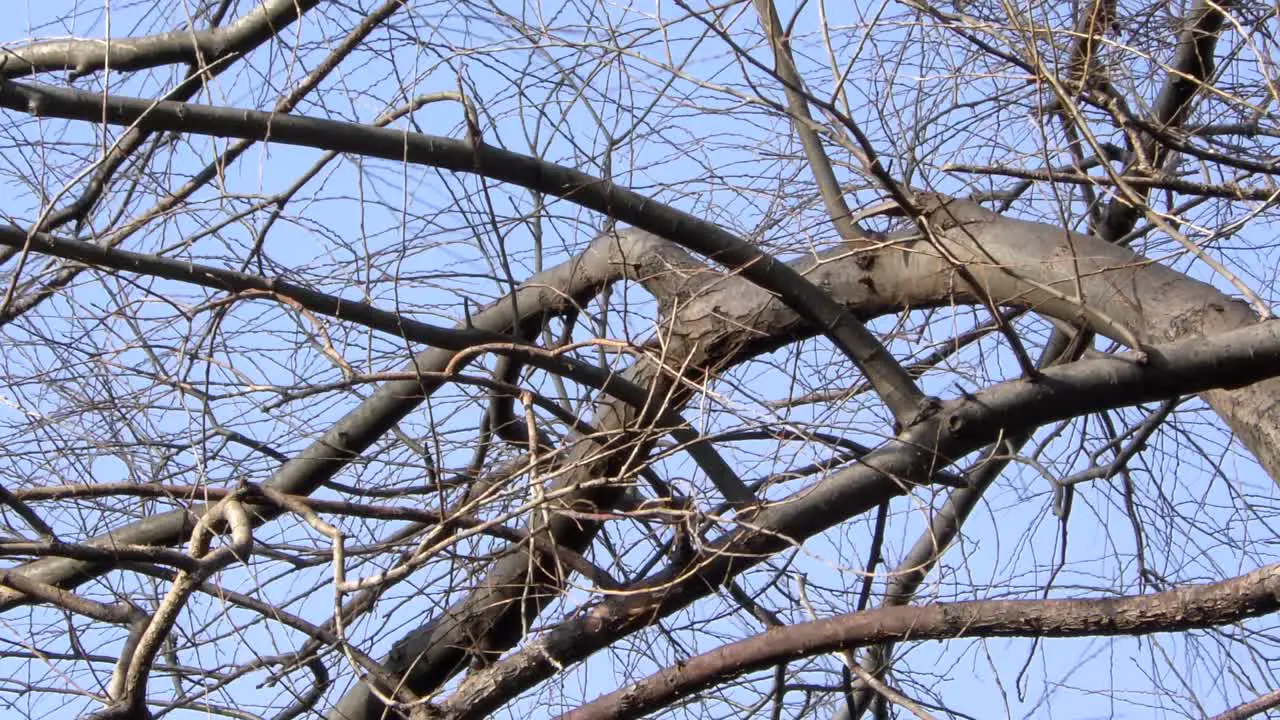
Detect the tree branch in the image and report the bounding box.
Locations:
[560,564,1280,720]
[439,318,1280,718]
[1097,0,1232,241]
[0,77,929,427]
[749,0,865,242]
[0,229,681,609]
[0,0,325,79]
[1210,689,1280,720]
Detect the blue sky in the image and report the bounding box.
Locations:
[0,1,1278,719]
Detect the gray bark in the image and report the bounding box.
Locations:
[344,197,1280,718]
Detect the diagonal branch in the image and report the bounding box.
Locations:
[749,0,865,242]
[1210,690,1280,720]
[0,226,755,720]
[0,229,687,609]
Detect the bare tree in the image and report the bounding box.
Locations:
[0,0,1278,718]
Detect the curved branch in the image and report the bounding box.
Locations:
[106,498,253,717]
[0,0,324,79]
[559,564,1280,720]
[0,78,927,426]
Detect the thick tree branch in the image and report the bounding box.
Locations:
[326,249,758,720]
[0,78,929,427]
[560,564,1280,720]
[0,0,325,79]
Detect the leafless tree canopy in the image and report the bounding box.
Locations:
[1,0,1279,718]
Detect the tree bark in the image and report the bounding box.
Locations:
[561,564,1280,720]
[1,78,1276,720]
